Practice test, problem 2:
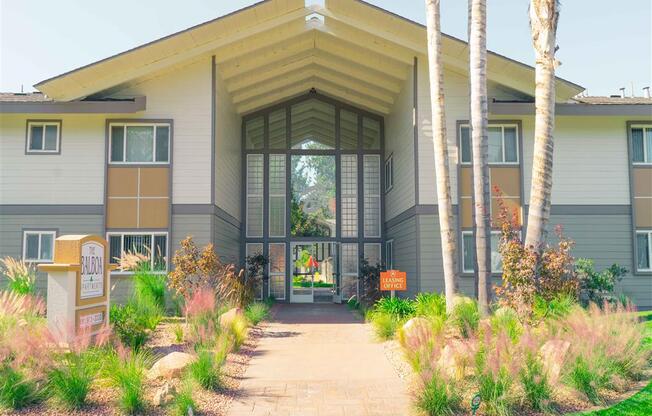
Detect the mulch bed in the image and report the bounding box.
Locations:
[2,316,270,416]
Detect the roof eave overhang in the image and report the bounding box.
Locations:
[32,0,584,106]
[0,96,146,114]
[489,102,652,116]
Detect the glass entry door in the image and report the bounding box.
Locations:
[290,242,339,303]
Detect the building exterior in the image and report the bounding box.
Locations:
[1,0,651,307]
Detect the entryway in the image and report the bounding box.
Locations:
[227,304,412,416]
[290,242,340,303]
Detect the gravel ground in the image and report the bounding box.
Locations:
[2,315,270,416]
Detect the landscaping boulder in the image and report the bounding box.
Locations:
[152,381,176,406]
[147,351,196,380]
[539,339,571,385]
[219,307,244,328]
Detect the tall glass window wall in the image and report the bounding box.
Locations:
[242,93,384,301]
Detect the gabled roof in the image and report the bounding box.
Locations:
[33,0,584,114]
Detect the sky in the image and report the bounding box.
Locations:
[1,0,650,97]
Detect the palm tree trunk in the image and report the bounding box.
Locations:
[525,0,560,250]
[424,0,458,313]
[469,0,491,316]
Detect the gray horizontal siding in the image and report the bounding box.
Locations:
[385,215,417,297]
[418,213,476,298]
[0,214,103,297]
[550,214,651,309]
[213,213,241,265]
[171,214,212,255]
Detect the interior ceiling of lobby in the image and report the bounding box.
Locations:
[34,0,583,115]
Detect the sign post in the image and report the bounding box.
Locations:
[380,269,407,298]
[38,235,115,341]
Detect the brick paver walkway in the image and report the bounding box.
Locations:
[228,303,412,416]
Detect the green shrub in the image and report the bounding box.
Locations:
[346,296,360,310]
[110,303,152,351]
[374,297,415,319]
[576,258,627,306]
[369,311,400,340]
[0,257,37,296]
[519,354,550,411]
[477,367,512,416]
[103,348,153,414]
[414,292,447,319]
[415,372,460,416]
[171,381,196,416]
[0,365,40,409]
[450,297,479,338]
[532,293,576,322]
[228,315,249,351]
[172,323,184,344]
[133,269,166,312]
[47,352,96,409]
[244,302,269,325]
[189,349,222,390]
[490,307,522,342]
[566,356,610,404]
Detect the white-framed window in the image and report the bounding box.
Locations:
[384,154,393,192]
[386,239,394,270]
[109,123,170,163]
[107,232,168,273]
[460,124,519,164]
[636,230,652,272]
[26,121,61,153]
[631,126,652,164]
[22,230,56,262]
[461,231,504,274]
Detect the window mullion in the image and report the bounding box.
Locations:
[122,126,127,162]
[37,234,42,261]
[501,126,506,163]
[153,126,157,162]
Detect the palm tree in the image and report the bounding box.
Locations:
[524,0,560,250]
[424,0,458,312]
[468,0,491,316]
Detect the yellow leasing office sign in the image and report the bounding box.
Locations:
[39,235,115,338]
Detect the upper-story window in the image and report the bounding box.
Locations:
[632,126,652,164]
[26,121,61,154]
[460,125,518,164]
[109,123,170,163]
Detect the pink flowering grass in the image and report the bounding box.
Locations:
[399,317,464,414]
[184,287,223,349]
[553,302,650,403]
